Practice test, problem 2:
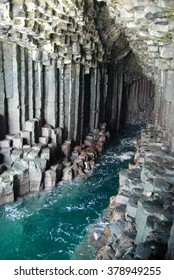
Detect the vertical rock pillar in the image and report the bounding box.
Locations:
[117,72,123,130]
[20,47,27,129]
[0,43,6,139]
[111,68,118,130]
[45,61,58,128]
[79,65,85,143]
[58,65,65,130]
[95,67,101,129]
[89,68,97,132]
[99,65,108,124]
[64,63,72,139]
[163,70,174,145]
[28,50,34,120]
[34,58,42,121]
[3,43,20,134]
[73,63,80,142]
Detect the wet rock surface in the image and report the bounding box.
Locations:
[96,124,174,260]
[0,121,110,206]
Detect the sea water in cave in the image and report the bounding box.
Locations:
[1,0,174,262]
[0,124,141,260]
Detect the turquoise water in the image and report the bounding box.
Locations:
[0,125,141,260]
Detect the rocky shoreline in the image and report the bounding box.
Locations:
[95,124,174,260]
[0,118,110,206]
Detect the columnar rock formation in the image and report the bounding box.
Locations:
[0,0,174,259]
[0,0,154,204]
[0,0,154,142]
[96,125,174,260]
[96,0,174,145]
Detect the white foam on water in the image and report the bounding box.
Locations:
[117,151,134,162]
[98,220,109,227]
[93,232,99,240]
[2,204,31,221]
[55,236,69,243]
[120,138,135,147]
[65,205,86,212]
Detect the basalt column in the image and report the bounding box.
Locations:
[63,63,81,142]
[58,65,65,132]
[20,47,28,129]
[0,44,6,140]
[89,68,97,133]
[73,64,81,143]
[79,65,85,143]
[89,67,101,133]
[57,62,83,143]
[99,65,108,125]
[69,63,81,143]
[1,43,20,135]
[33,60,42,121]
[105,66,124,131]
[124,78,155,124]
[159,70,174,147]
[83,72,90,138]
[27,51,34,120]
[44,61,58,128]
[64,64,72,140]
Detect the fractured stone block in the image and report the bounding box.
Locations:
[23,147,33,159]
[37,158,47,172]
[41,126,52,138]
[0,174,14,205]
[48,143,58,163]
[25,118,40,144]
[11,149,23,162]
[27,149,40,160]
[0,147,12,165]
[62,166,73,181]
[54,127,63,145]
[115,194,129,205]
[0,139,11,148]
[14,169,29,197]
[28,160,43,192]
[20,130,32,145]
[39,136,49,145]
[61,140,72,158]
[44,169,56,190]
[50,163,62,182]
[160,45,174,59]
[148,45,158,52]
[40,147,50,161]
[12,137,23,149]
[50,130,58,144]
[135,196,163,244]
[126,195,141,219]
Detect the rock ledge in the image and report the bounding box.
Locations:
[96,124,174,260]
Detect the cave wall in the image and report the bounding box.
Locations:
[100,0,174,146]
[0,0,153,143]
[125,78,155,124]
[0,0,155,207]
[0,1,173,139]
[0,0,105,142]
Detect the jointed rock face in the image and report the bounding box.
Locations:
[0,0,174,259]
[96,125,174,260]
